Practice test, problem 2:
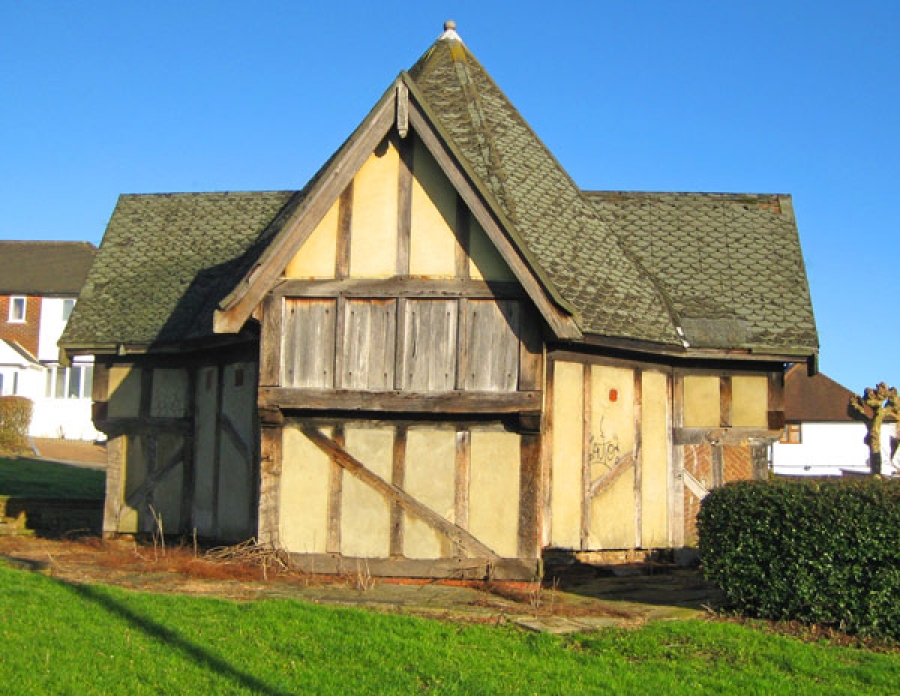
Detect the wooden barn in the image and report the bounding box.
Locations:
[61,22,818,580]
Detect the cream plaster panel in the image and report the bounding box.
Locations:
[284,200,339,279]
[403,428,456,559]
[550,361,584,548]
[410,135,457,277]
[468,218,515,281]
[280,426,332,554]
[683,375,720,427]
[589,471,636,550]
[341,426,393,558]
[152,433,184,532]
[587,365,636,549]
[350,140,400,278]
[108,366,141,418]
[641,370,669,548]
[217,434,252,540]
[731,375,769,427]
[589,365,635,483]
[150,368,188,418]
[222,362,256,428]
[469,429,520,558]
[117,434,144,533]
[192,367,218,535]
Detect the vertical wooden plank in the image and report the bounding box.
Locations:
[257,424,283,546]
[581,363,592,550]
[455,194,470,279]
[633,369,643,549]
[518,433,542,558]
[396,134,413,277]
[720,376,733,428]
[283,299,337,388]
[394,297,407,390]
[669,373,685,547]
[540,358,555,547]
[342,299,397,390]
[102,435,125,536]
[402,300,457,392]
[455,298,469,391]
[259,295,283,387]
[333,297,346,391]
[518,306,543,392]
[454,428,471,557]
[390,425,407,558]
[336,181,353,279]
[464,300,518,392]
[711,445,725,488]
[326,424,345,554]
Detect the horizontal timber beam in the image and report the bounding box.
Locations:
[272,278,526,299]
[259,388,541,415]
[674,427,782,446]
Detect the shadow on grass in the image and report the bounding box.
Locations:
[62,581,292,696]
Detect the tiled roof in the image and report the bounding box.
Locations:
[586,192,818,353]
[407,38,681,346]
[783,365,857,422]
[0,241,95,296]
[61,192,299,347]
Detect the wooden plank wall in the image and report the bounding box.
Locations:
[280,296,533,394]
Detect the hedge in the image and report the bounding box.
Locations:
[698,478,900,640]
[0,396,33,454]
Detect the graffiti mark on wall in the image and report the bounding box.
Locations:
[588,417,621,473]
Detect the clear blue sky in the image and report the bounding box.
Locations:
[2,1,897,392]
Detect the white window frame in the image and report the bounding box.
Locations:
[9,296,26,323]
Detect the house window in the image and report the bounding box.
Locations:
[9,296,26,323]
[45,365,93,399]
[780,423,802,444]
[62,299,75,321]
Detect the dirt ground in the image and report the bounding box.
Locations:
[4,439,716,631]
[0,533,716,631]
[32,438,107,468]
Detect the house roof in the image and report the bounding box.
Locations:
[61,192,299,347]
[784,364,858,422]
[61,25,818,360]
[586,192,818,354]
[0,339,39,366]
[0,241,96,296]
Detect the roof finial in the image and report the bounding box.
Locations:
[439,19,462,42]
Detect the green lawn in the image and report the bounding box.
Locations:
[0,457,105,498]
[0,562,897,695]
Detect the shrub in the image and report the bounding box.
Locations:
[698,478,900,640]
[0,396,33,454]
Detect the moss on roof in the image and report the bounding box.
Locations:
[586,191,818,353]
[61,191,298,348]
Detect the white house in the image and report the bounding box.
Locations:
[771,365,897,476]
[0,241,100,441]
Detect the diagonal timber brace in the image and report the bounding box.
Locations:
[300,425,501,561]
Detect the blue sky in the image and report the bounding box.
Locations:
[2,2,897,392]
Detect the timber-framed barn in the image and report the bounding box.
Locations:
[61,22,818,580]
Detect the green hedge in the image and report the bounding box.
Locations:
[698,478,900,640]
[0,396,33,454]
